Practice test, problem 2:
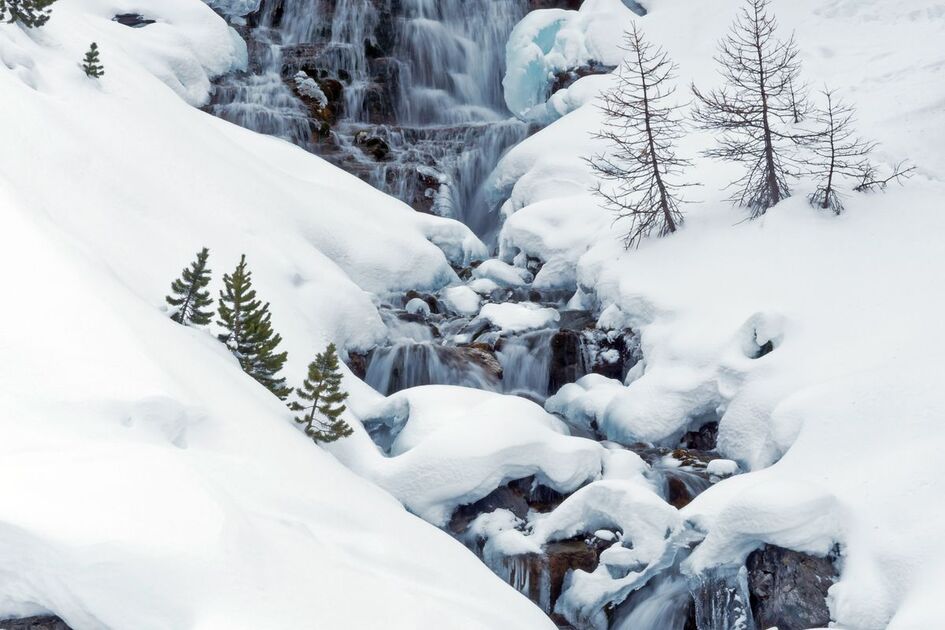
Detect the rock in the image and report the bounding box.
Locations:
[112,13,156,27]
[679,421,719,451]
[0,617,73,630]
[354,131,391,161]
[449,484,530,534]
[462,344,503,381]
[549,329,585,394]
[345,350,369,379]
[746,545,839,630]
[550,60,617,95]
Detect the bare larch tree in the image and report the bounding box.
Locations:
[692,0,807,218]
[588,23,693,249]
[802,89,876,214]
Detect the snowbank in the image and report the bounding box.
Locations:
[503,0,639,121]
[479,302,560,334]
[495,0,945,625]
[346,387,605,527]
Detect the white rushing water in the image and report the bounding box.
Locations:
[209,0,529,235]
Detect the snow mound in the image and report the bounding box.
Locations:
[442,285,482,316]
[348,387,605,527]
[472,258,533,287]
[503,0,638,121]
[479,302,560,334]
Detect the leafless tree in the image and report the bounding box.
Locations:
[801,89,876,213]
[692,0,808,218]
[588,24,693,249]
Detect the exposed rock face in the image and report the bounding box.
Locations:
[0,617,72,630]
[746,545,839,630]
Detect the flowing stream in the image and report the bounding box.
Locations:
[206,2,753,628]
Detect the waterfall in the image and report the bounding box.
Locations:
[208,0,529,235]
[496,330,557,400]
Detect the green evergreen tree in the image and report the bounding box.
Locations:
[166,247,214,326]
[217,255,291,400]
[290,343,353,443]
[82,42,104,78]
[1,0,57,28]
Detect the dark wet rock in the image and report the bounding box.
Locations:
[679,421,719,452]
[549,329,585,394]
[113,13,155,27]
[449,484,530,534]
[0,617,73,630]
[450,476,570,537]
[527,0,583,9]
[354,131,391,161]
[747,545,839,630]
[551,60,617,95]
[345,350,369,380]
[558,309,595,331]
[584,327,642,382]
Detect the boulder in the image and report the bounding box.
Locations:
[746,545,839,630]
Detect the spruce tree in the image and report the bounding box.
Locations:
[290,343,353,443]
[218,255,291,400]
[692,0,809,217]
[588,24,693,249]
[82,42,104,78]
[166,247,214,326]
[1,0,57,28]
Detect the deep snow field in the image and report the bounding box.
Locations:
[0,0,943,628]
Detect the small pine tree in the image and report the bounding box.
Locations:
[166,247,214,326]
[290,343,353,443]
[1,0,57,28]
[588,24,693,249]
[82,42,104,78]
[218,255,292,400]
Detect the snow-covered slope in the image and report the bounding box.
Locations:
[494,0,945,627]
[0,1,549,628]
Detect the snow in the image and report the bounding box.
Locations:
[0,1,553,627]
[404,297,431,317]
[292,70,328,107]
[442,285,482,316]
[472,258,533,287]
[493,0,945,625]
[340,386,605,527]
[503,0,638,122]
[478,302,560,334]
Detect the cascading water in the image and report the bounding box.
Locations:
[208,3,758,627]
[208,0,529,236]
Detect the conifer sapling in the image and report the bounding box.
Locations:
[83,42,104,78]
[1,0,57,28]
[289,343,353,443]
[166,247,214,326]
[217,255,291,400]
